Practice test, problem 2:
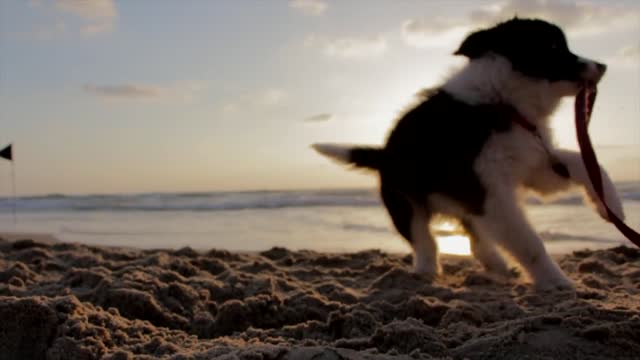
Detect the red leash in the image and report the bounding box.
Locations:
[575,86,640,248]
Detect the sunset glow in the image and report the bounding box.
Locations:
[0,0,638,196]
[437,234,472,256]
[433,220,472,255]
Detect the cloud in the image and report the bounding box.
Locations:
[28,0,44,8]
[303,113,333,122]
[30,20,67,40]
[607,44,640,66]
[222,103,240,115]
[221,88,289,115]
[401,18,470,49]
[83,84,163,98]
[54,0,117,35]
[289,0,327,16]
[471,0,638,34]
[617,44,640,60]
[305,34,388,59]
[83,82,204,102]
[258,88,288,106]
[402,0,640,48]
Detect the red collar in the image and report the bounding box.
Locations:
[512,112,537,133]
[493,104,538,133]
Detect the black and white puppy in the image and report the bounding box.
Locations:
[313,18,625,291]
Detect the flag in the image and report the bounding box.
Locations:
[0,144,12,161]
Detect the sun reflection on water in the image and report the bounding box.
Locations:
[432,219,472,256]
[436,234,471,255]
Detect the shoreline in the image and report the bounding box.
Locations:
[0,232,60,243]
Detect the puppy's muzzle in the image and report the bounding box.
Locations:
[580,59,607,86]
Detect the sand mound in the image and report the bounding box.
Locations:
[0,237,639,359]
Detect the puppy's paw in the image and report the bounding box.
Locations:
[585,171,625,222]
[593,199,624,223]
[413,259,439,281]
[592,198,609,222]
[533,274,575,292]
[485,262,514,278]
[601,182,625,222]
[530,260,575,292]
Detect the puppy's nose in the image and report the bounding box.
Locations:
[580,59,607,84]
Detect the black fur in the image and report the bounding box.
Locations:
[455,18,605,84]
[321,18,602,247]
[346,90,516,243]
[380,185,415,242]
[349,147,384,170]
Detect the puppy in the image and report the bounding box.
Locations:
[313,18,625,291]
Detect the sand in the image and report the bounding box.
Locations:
[0,234,639,359]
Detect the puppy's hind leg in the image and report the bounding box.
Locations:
[469,190,572,291]
[381,185,438,278]
[462,219,511,277]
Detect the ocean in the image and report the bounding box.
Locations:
[1,182,639,255]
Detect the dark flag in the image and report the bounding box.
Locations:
[0,144,12,161]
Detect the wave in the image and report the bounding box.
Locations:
[538,230,622,244]
[1,182,638,213]
[0,189,381,212]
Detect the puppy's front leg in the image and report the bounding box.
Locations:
[554,149,625,222]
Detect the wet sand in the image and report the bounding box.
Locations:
[0,234,639,359]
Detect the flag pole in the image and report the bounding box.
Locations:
[11,160,16,226]
[0,144,15,227]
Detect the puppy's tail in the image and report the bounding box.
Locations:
[312,143,383,170]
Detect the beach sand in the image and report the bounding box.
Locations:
[0,233,639,359]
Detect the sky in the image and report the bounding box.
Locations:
[0,0,639,196]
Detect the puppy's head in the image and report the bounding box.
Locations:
[454,18,606,95]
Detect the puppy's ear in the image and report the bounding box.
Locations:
[454,29,493,58]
